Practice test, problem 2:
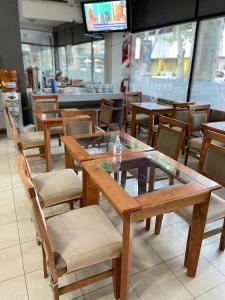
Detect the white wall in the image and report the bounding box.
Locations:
[104,32,123,92]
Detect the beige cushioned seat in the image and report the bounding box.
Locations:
[20,131,44,149]
[176,193,225,224]
[50,126,64,134]
[188,137,203,149]
[32,169,82,207]
[127,114,149,123]
[47,205,122,272]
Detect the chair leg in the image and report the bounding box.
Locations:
[52,282,60,300]
[58,135,61,147]
[145,218,151,231]
[151,132,156,147]
[42,244,48,278]
[121,170,127,189]
[69,201,74,210]
[219,218,225,251]
[184,226,191,268]
[113,257,121,299]
[184,147,189,165]
[36,233,41,246]
[155,215,163,235]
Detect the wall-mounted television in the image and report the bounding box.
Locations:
[81,0,129,33]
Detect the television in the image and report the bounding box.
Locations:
[81,0,129,33]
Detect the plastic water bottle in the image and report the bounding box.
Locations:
[113,135,122,156]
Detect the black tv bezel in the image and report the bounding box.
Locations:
[81,0,130,34]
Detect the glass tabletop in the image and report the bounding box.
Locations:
[36,111,61,121]
[132,102,172,110]
[96,151,196,197]
[74,132,152,156]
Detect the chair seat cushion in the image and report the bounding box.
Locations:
[95,126,105,133]
[188,137,203,149]
[176,193,225,224]
[20,131,45,149]
[47,205,122,273]
[152,125,159,133]
[50,126,64,134]
[127,114,149,123]
[32,169,82,207]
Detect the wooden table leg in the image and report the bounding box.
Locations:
[64,146,74,169]
[44,124,52,172]
[138,166,147,195]
[147,114,153,145]
[186,194,210,277]
[131,108,137,137]
[120,214,132,300]
[83,170,99,207]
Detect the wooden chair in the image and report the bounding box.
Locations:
[124,91,149,132]
[99,98,114,131]
[4,104,46,159]
[33,94,63,146]
[184,104,211,165]
[145,116,188,232]
[150,102,195,147]
[17,149,122,300]
[16,144,82,211]
[176,130,225,265]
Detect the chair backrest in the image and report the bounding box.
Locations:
[198,130,225,187]
[188,104,211,136]
[61,109,96,136]
[16,149,57,282]
[172,102,195,123]
[155,115,188,160]
[125,92,142,114]
[99,99,114,130]
[33,95,59,112]
[4,104,23,146]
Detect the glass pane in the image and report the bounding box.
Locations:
[20,29,54,46]
[22,44,55,76]
[58,47,67,76]
[93,40,105,83]
[130,22,196,102]
[190,17,225,110]
[67,43,92,81]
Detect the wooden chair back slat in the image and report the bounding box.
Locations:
[99,99,114,131]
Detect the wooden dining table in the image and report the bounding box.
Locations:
[80,150,220,300]
[201,121,225,135]
[35,110,63,172]
[131,102,173,143]
[61,130,153,168]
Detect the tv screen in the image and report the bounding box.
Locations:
[81,0,129,33]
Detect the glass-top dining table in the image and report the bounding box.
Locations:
[80,150,220,300]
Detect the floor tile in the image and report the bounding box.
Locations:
[0,190,14,207]
[202,239,225,275]
[84,284,139,300]
[0,245,24,282]
[18,218,36,243]
[76,261,112,295]
[196,282,225,299]
[145,226,187,261]
[131,263,192,300]
[26,269,82,300]
[0,276,28,300]
[21,240,43,274]
[0,204,16,226]
[15,200,31,221]
[0,222,19,249]
[0,177,12,192]
[166,254,225,297]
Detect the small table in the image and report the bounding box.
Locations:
[81,151,220,300]
[35,111,63,172]
[202,121,225,135]
[131,102,173,143]
[61,130,153,168]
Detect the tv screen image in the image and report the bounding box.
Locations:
[83,0,128,33]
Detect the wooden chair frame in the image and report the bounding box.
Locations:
[146,115,188,232]
[4,105,46,159]
[61,109,96,136]
[99,98,114,131]
[184,104,211,165]
[17,150,122,300]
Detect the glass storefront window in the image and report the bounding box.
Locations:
[190,17,225,110]
[67,43,92,81]
[58,47,67,76]
[130,22,196,101]
[22,44,55,76]
[93,40,105,82]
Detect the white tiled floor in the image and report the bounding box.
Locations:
[1,133,225,300]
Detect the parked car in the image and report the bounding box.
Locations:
[152,71,177,79]
[215,70,225,84]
